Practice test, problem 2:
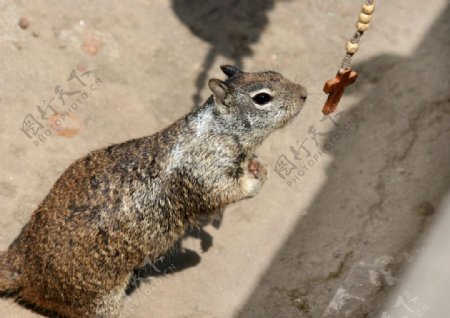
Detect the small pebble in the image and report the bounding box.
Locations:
[18,16,29,29]
[13,41,24,50]
[32,30,40,38]
[396,167,405,174]
[416,201,435,217]
[82,34,101,55]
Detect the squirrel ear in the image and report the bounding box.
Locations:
[208,79,231,113]
[220,65,242,78]
[208,79,229,101]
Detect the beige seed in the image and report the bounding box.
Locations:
[362,3,375,14]
[356,22,370,32]
[359,13,372,24]
[345,41,359,54]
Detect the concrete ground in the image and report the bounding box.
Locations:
[0,0,449,317]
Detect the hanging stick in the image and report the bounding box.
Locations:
[322,0,375,115]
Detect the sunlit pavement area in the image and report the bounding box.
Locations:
[1,0,449,317]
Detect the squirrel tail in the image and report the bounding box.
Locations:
[0,250,19,295]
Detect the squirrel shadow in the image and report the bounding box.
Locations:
[125,212,223,296]
[171,0,275,106]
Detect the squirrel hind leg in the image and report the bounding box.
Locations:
[93,288,126,318]
[17,286,123,318]
[16,286,82,318]
[0,251,19,296]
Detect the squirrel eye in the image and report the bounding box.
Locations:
[252,93,272,105]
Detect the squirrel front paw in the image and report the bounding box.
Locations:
[242,155,268,198]
[248,155,268,183]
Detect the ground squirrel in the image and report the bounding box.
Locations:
[0,65,307,317]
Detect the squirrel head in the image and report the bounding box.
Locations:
[207,65,307,149]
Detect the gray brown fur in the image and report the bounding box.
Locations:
[0,66,307,317]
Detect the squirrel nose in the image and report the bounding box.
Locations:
[300,86,308,102]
